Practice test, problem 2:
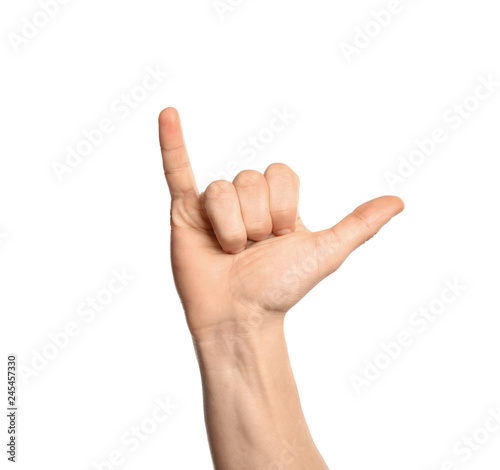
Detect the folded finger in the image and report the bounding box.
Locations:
[201,180,247,254]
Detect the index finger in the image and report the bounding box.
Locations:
[159,107,199,200]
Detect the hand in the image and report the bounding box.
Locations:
[159,107,404,342]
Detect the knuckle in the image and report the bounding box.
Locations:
[266,163,299,185]
[266,162,296,176]
[204,180,235,200]
[234,170,263,189]
[266,162,290,173]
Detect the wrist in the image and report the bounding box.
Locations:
[191,313,286,373]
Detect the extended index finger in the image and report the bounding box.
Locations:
[159,107,199,200]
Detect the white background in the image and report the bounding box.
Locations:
[1,0,500,469]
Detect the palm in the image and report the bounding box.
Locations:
[171,199,321,332]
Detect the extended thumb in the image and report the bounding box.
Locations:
[313,195,404,279]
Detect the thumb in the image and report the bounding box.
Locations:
[313,196,404,280]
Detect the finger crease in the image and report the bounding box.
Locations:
[160,143,187,153]
[164,162,192,175]
[352,209,371,229]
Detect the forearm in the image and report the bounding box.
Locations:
[193,316,329,470]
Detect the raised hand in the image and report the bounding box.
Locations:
[159,107,404,341]
[159,108,404,336]
[159,107,404,469]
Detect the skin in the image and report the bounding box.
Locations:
[159,107,404,469]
